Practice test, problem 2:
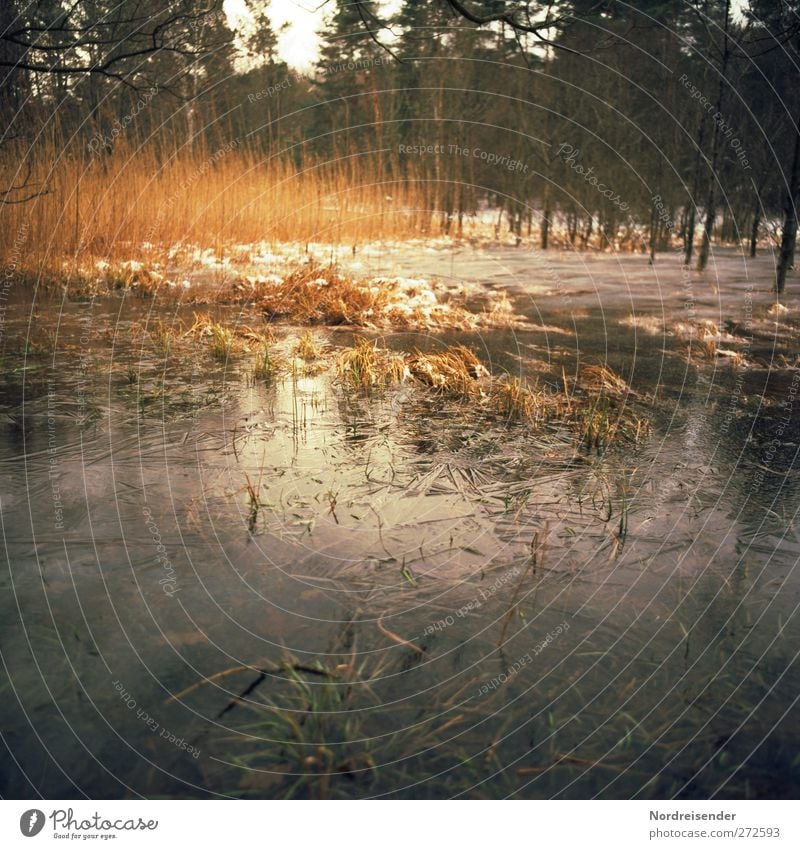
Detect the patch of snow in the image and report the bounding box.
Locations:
[619,315,664,335]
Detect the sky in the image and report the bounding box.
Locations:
[224,0,402,71]
[224,0,325,71]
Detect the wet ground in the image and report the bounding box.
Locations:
[1,242,799,799]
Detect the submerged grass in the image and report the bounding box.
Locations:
[22,328,58,357]
[253,344,275,381]
[336,339,650,449]
[192,651,493,800]
[221,658,387,799]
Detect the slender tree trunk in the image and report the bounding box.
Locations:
[514,205,522,246]
[602,213,616,250]
[679,205,688,249]
[777,110,800,294]
[684,116,708,266]
[749,200,760,258]
[698,0,732,271]
[697,143,721,270]
[649,198,658,264]
[684,204,697,265]
[494,202,504,239]
[661,210,673,250]
[541,185,551,250]
[581,215,593,249]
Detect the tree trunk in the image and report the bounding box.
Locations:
[749,199,761,258]
[494,202,504,239]
[648,199,658,264]
[697,0,732,271]
[540,184,550,250]
[684,204,697,266]
[568,209,578,245]
[660,210,673,250]
[602,213,616,250]
[684,115,708,266]
[776,110,800,294]
[581,215,593,249]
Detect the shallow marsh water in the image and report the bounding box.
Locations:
[1,243,799,798]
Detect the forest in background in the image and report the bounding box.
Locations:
[1,0,799,289]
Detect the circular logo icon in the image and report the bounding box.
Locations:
[19,810,46,837]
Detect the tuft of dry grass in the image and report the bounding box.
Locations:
[294,330,322,361]
[336,337,408,391]
[210,324,236,361]
[149,319,176,357]
[671,319,741,362]
[251,266,390,326]
[211,265,525,331]
[183,313,273,362]
[580,365,633,396]
[575,365,649,449]
[407,345,487,395]
[489,377,555,422]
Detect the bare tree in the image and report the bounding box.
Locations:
[0,1,228,86]
[0,0,231,202]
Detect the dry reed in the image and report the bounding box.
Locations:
[0,138,431,275]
